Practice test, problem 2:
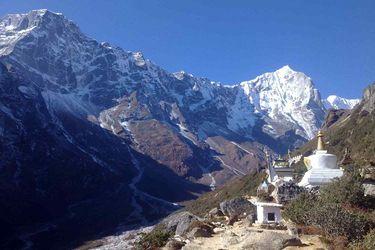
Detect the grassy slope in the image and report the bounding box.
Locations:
[184,171,264,216]
[293,102,375,168]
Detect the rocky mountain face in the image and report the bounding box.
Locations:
[0,58,199,249]
[0,9,361,248]
[363,83,375,113]
[240,66,325,141]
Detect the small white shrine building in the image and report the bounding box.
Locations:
[254,202,283,224]
[298,131,343,188]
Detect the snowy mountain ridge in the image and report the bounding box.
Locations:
[239,65,324,139]
[0,10,359,146]
[0,10,357,132]
[0,9,63,55]
[323,95,360,110]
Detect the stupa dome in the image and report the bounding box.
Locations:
[298,131,343,187]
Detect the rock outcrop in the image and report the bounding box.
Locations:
[186,223,214,238]
[363,83,375,113]
[219,197,256,219]
[322,109,349,129]
[162,211,202,236]
[272,181,305,204]
[239,231,303,249]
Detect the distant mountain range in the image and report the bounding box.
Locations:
[0,9,362,248]
[323,95,359,110]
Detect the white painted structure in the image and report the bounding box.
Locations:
[257,181,269,194]
[268,158,294,184]
[254,202,283,224]
[254,131,345,225]
[299,131,343,188]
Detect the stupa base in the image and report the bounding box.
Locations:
[298,168,344,187]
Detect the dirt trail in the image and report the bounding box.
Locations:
[180,221,328,250]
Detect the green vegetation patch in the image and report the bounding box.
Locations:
[283,171,375,246]
[185,171,264,216]
[350,228,375,250]
[136,224,173,250]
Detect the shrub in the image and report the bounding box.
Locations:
[297,225,325,235]
[319,171,364,207]
[283,192,317,225]
[350,229,375,250]
[330,236,349,250]
[283,172,374,244]
[136,224,173,250]
[308,201,372,241]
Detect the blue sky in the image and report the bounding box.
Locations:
[1,0,374,98]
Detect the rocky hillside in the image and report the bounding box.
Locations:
[293,83,375,167]
[184,172,264,217]
[0,60,197,249]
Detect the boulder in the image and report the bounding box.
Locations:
[286,222,299,236]
[208,207,224,218]
[213,227,225,234]
[241,231,303,249]
[162,211,201,236]
[363,181,375,197]
[363,83,375,113]
[220,230,240,246]
[228,214,238,226]
[187,227,212,238]
[165,239,185,250]
[219,197,256,219]
[244,213,256,227]
[186,220,214,238]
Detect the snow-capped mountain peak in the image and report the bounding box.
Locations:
[324,95,360,110]
[1,9,65,31]
[1,9,145,103]
[274,64,295,75]
[1,9,48,28]
[173,70,191,80]
[0,10,66,55]
[238,65,324,139]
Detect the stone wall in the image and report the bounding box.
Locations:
[272,182,305,204]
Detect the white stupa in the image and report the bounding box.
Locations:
[298,131,343,187]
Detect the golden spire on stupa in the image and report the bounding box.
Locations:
[317,130,325,151]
